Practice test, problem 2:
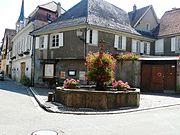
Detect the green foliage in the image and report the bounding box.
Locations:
[85,51,116,90]
[116,53,140,61]
[20,75,31,86]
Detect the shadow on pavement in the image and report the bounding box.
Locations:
[0,77,31,96]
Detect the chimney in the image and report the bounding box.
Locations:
[57,2,61,17]
[133,4,137,12]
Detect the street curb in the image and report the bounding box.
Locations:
[29,87,55,113]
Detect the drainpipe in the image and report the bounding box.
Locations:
[31,23,36,86]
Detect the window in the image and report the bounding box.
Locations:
[143,42,150,55]
[39,36,44,48]
[44,64,54,78]
[146,24,150,30]
[155,39,164,54]
[176,36,180,50]
[68,70,76,76]
[136,41,141,53]
[171,37,176,51]
[118,36,122,49]
[86,29,98,45]
[132,39,141,53]
[89,30,93,44]
[144,42,147,54]
[114,35,126,50]
[50,33,63,48]
[52,35,59,47]
[47,13,52,22]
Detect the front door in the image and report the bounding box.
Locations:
[21,62,26,79]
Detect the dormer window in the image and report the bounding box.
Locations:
[47,13,52,22]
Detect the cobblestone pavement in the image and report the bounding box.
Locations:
[30,87,180,114]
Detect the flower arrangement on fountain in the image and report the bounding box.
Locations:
[112,80,130,91]
[85,43,116,90]
[63,79,80,89]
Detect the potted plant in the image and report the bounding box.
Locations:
[63,79,80,89]
[112,80,130,91]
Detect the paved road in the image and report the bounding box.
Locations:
[0,78,180,135]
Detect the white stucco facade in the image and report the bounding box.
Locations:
[11,22,33,82]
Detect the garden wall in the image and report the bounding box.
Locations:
[116,60,141,88]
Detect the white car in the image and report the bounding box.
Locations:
[0,70,4,80]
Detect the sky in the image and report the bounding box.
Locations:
[0,0,179,44]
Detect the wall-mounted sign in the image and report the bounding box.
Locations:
[60,71,65,79]
[68,70,76,76]
[44,64,54,78]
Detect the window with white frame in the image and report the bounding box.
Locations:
[86,29,98,45]
[136,41,141,53]
[114,35,126,50]
[52,34,59,47]
[171,37,176,51]
[155,39,164,54]
[50,33,63,48]
[132,39,140,53]
[89,30,93,44]
[39,36,44,49]
[176,36,180,50]
[143,42,150,55]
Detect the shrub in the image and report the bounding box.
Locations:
[63,79,80,89]
[116,53,140,61]
[20,75,31,86]
[85,50,116,90]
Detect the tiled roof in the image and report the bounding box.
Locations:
[128,5,151,27]
[136,30,156,38]
[158,8,180,37]
[33,0,139,35]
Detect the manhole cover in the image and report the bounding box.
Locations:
[32,130,58,135]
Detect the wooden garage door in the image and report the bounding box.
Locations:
[151,65,164,91]
[141,64,176,92]
[164,64,176,90]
